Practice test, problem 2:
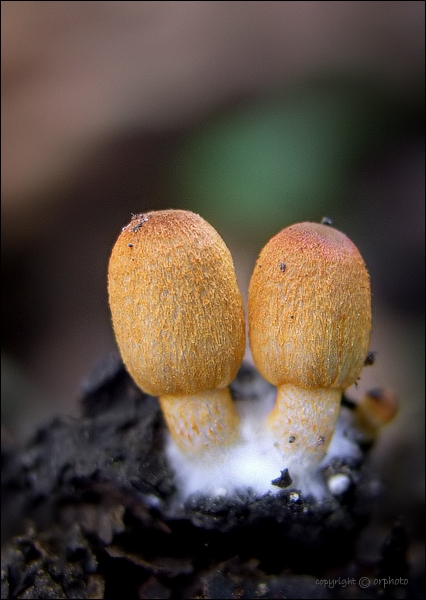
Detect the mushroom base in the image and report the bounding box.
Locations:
[1,357,416,600]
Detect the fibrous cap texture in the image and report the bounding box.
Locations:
[248,222,371,390]
[108,210,245,396]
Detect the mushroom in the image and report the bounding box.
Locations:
[108,210,245,461]
[248,222,371,467]
[354,388,398,443]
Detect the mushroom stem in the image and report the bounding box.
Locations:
[267,385,341,464]
[159,388,240,459]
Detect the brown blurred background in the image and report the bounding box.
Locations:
[1,0,424,562]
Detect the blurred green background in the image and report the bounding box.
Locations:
[1,0,424,565]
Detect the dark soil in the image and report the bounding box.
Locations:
[1,357,420,599]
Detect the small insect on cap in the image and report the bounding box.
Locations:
[108,210,246,397]
[248,222,371,390]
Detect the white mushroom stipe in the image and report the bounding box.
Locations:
[165,390,362,502]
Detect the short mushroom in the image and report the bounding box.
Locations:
[248,222,371,467]
[108,210,245,461]
[354,388,398,442]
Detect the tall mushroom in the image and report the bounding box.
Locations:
[108,210,245,461]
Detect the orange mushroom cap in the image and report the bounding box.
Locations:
[248,222,372,391]
[108,210,246,397]
[355,388,398,435]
